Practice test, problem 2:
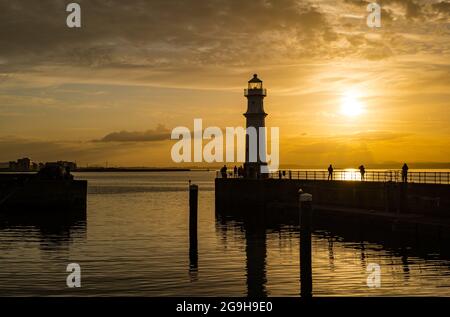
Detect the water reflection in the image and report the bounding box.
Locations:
[0,209,87,252]
[0,170,448,296]
[327,236,335,271]
[216,213,268,297]
[313,214,450,262]
[359,241,367,271]
[244,222,267,297]
[216,206,450,297]
[401,248,410,281]
[189,235,198,281]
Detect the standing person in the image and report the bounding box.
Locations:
[220,165,227,179]
[233,166,238,178]
[359,165,366,181]
[402,163,409,183]
[65,166,74,180]
[328,164,334,180]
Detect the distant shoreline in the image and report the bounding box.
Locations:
[0,168,206,173]
[1,166,449,173]
[74,168,196,173]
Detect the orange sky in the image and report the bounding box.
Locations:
[0,0,449,167]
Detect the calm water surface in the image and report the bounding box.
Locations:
[0,171,449,296]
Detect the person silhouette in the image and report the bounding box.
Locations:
[328,164,334,180]
[65,166,74,180]
[359,165,366,181]
[402,163,409,183]
[233,166,238,178]
[220,165,227,179]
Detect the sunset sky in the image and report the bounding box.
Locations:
[0,0,449,167]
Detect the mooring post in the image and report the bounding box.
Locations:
[299,189,313,299]
[189,183,198,248]
[189,183,198,276]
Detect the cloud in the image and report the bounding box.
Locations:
[432,1,450,14]
[385,0,422,19]
[0,0,350,91]
[0,0,448,91]
[343,0,369,5]
[94,124,170,142]
[0,0,449,169]
[279,130,417,167]
[0,0,333,68]
[0,136,122,163]
[350,130,410,142]
[0,135,173,166]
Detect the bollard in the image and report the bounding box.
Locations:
[299,189,313,299]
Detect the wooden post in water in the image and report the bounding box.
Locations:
[189,183,198,276]
[189,183,198,241]
[299,189,313,299]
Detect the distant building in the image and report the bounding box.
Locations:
[7,158,77,172]
[9,157,31,171]
[56,161,77,171]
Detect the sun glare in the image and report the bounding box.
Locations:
[341,90,364,117]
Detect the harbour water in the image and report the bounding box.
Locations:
[0,171,449,296]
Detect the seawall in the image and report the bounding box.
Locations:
[215,178,450,228]
[0,174,87,214]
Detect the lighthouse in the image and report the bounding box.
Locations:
[244,74,268,178]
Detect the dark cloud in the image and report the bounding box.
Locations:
[0,0,335,71]
[0,134,173,166]
[345,0,423,19]
[381,0,450,20]
[432,1,450,14]
[95,124,170,142]
[0,136,126,162]
[343,0,370,5]
[400,0,422,19]
[0,0,447,76]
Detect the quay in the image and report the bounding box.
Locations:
[0,169,87,216]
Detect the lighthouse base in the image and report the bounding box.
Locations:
[244,162,268,179]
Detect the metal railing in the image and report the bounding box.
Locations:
[267,170,450,185]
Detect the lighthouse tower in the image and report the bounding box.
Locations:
[244,74,268,178]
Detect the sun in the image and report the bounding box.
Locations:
[340,90,364,117]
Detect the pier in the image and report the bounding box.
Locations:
[215,170,450,297]
[215,170,450,238]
